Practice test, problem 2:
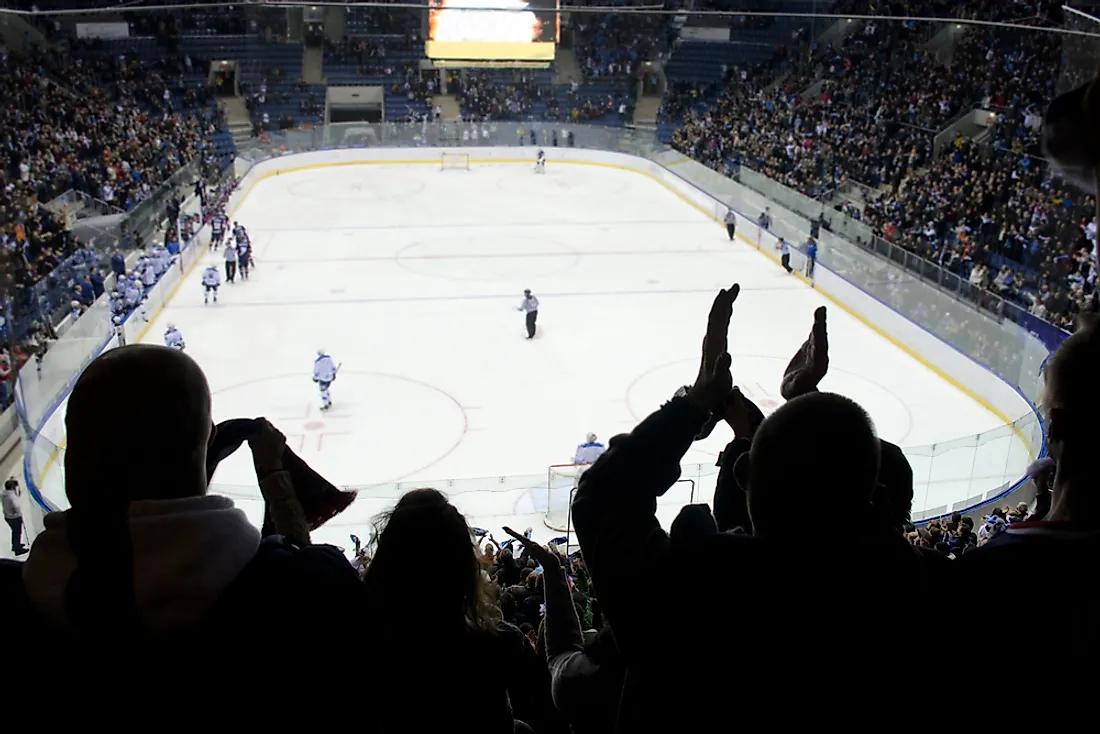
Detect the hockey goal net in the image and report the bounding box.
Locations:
[441,152,470,171]
[544,463,592,532]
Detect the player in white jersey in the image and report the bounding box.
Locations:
[313,349,339,411]
[573,433,605,465]
[164,324,185,351]
[202,265,221,303]
[535,149,546,174]
[566,433,605,491]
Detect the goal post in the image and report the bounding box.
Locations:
[440,152,470,171]
[545,463,592,532]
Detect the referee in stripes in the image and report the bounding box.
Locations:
[724,209,737,241]
[518,289,539,339]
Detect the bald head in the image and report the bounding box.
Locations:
[743,392,879,537]
[65,345,213,507]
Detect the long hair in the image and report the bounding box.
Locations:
[362,488,497,634]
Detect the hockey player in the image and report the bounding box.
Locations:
[224,240,238,283]
[573,433,605,465]
[237,235,252,280]
[566,433,605,492]
[164,323,185,351]
[313,349,339,411]
[152,244,169,276]
[141,256,156,289]
[109,290,126,320]
[202,264,221,303]
[123,277,142,310]
[535,149,546,174]
[517,288,539,339]
[210,212,226,249]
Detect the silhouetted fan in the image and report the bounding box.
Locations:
[206,418,355,534]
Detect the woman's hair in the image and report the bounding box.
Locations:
[362,487,498,633]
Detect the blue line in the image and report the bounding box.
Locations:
[247,219,706,233]
[164,284,807,310]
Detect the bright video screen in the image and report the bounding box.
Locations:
[427,0,559,62]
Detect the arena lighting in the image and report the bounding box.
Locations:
[2,2,1100,38]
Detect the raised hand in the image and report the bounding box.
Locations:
[247,418,287,476]
[502,526,560,578]
[780,306,828,401]
[723,387,765,441]
[685,284,740,414]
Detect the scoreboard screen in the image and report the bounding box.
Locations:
[427,0,559,62]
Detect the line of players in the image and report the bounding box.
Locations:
[162,218,252,354]
[106,245,174,325]
[200,217,254,305]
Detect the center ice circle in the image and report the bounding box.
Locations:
[626,356,915,445]
[395,233,581,281]
[209,371,468,486]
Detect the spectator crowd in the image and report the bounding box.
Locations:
[668,0,1097,334]
[2,286,1094,715]
[1,35,229,407]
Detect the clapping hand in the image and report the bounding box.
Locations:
[780,306,828,400]
[685,285,739,414]
[723,387,764,441]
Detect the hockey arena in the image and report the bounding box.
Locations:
[24,147,1039,548]
[136,148,1036,544]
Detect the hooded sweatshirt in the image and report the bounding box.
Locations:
[22,494,260,632]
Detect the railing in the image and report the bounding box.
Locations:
[123,159,205,246]
[70,190,123,218]
[43,189,84,218]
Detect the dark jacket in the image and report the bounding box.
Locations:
[110,252,125,277]
[362,620,549,733]
[572,397,940,730]
[89,271,105,298]
[955,521,1100,657]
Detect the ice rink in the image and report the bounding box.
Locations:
[133,160,1020,546]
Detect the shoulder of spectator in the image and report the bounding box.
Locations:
[549,648,606,713]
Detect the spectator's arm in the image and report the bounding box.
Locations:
[713,437,752,532]
[249,419,310,545]
[571,396,708,659]
[259,469,309,546]
[501,527,595,705]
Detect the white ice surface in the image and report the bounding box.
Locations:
[90,161,1017,546]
